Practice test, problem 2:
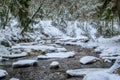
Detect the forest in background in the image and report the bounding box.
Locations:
[0,0,120,39]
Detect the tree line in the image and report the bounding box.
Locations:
[0,0,120,37]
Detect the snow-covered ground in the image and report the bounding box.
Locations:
[56,35,120,61]
[83,71,120,80]
[82,36,120,61]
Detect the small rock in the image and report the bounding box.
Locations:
[1,39,11,47]
[80,56,98,64]
[50,61,59,69]
[9,78,19,80]
[0,69,8,78]
[0,57,8,62]
[0,45,10,57]
[104,59,112,63]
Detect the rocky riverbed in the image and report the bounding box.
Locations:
[0,44,113,80]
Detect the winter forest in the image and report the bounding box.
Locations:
[0,0,120,80]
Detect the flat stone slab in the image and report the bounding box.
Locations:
[12,45,67,53]
[3,52,27,59]
[12,59,38,68]
[38,52,75,59]
[0,69,8,78]
[80,56,99,64]
[66,68,108,77]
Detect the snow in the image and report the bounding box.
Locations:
[83,71,120,80]
[102,56,119,60]
[38,51,75,59]
[12,59,38,68]
[2,52,27,58]
[33,20,67,38]
[55,37,89,47]
[0,69,8,78]
[94,36,120,58]
[50,61,59,69]
[12,44,67,53]
[50,61,59,67]
[0,57,8,62]
[66,68,108,77]
[0,45,10,57]
[80,56,98,64]
[9,78,19,80]
[59,35,120,62]
[56,37,88,43]
[67,68,120,80]
[107,57,120,73]
[0,19,120,80]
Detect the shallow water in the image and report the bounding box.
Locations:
[1,44,112,80]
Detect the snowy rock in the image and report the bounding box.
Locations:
[102,56,118,60]
[9,78,19,80]
[55,47,67,52]
[0,39,11,47]
[12,59,38,68]
[80,56,98,64]
[38,52,75,59]
[12,45,66,53]
[83,72,120,80]
[0,57,2,61]
[3,52,27,59]
[0,45,10,57]
[50,61,59,69]
[0,69,8,78]
[66,68,107,77]
[0,57,8,62]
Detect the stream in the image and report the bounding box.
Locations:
[0,40,113,80]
